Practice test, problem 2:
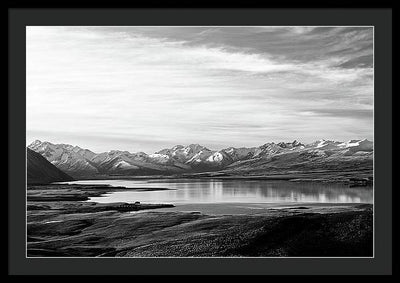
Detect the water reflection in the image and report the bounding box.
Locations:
[63,179,373,204]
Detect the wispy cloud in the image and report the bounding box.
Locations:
[26,26,373,153]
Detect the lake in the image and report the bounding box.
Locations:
[60,179,373,206]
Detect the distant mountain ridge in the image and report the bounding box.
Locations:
[28,139,373,178]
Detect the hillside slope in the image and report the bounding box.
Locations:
[27,148,74,184]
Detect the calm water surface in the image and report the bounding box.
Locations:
[61,179,373,205]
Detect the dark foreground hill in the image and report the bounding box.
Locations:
[27,148,74,184]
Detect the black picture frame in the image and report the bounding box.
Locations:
[8,5,393,276]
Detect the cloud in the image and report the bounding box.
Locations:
[26,26,373,153]
[304,109,373,120]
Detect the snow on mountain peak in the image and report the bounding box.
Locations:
[172,145,184,151]
[206,152,224,163]
[305,139,341,149]
[29,139,43,147]
[292,140,302,146]
[186,144,209,153]
[315,140,328,148]
[149,153,169,158]
[338,139,373,151]
[276,140,305,149]
[338,140,361,148]
[113,160,136,169]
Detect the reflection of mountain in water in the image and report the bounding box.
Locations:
[176,181,371,203]
[73,179,373,204]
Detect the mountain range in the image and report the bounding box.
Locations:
[28,139,373,178]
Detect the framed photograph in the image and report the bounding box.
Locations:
[8,5,393,276]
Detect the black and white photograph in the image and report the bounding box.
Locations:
[26,26,374,258]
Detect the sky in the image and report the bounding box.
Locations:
[26,26,373,153]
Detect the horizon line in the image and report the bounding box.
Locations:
[26,137,374,155]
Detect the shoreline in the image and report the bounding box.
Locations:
[155,201,372,215]
[27,184,373,257]
[62,168,373,185]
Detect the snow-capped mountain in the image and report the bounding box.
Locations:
[28,140,99,177]
[91,149,189,175]
[306,139,342,150]
[28,140,192,177]
[338,139,373,151]
[156,144,211,163]
[28,139,373,177]
[224,139,373,175]
[221,147,258,162]
[254,140,305,158]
